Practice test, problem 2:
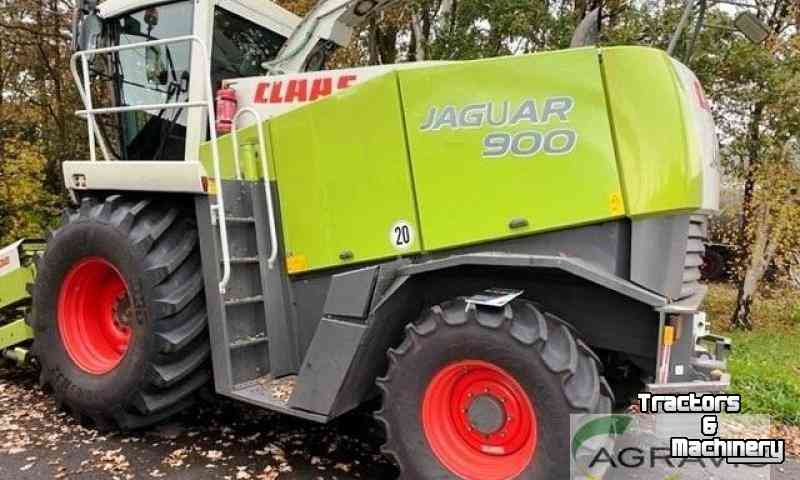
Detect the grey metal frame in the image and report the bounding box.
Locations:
[190,190,725,423]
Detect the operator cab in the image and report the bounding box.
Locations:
[74,0,300,161]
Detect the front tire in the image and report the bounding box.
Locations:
[32,195,210,430]
[375,299,613,479]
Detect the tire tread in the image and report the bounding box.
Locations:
[375,298,612,478]
[35,195,211,430]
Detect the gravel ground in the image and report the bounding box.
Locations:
[2,364,800,480]
[0,365,398,479]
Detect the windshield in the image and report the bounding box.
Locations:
[104,1,194,160]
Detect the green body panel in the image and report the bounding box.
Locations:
[0,319,33,351]
[0,267,35,311]
[268,73,421,270]
[600,47,703,217]
[0,240,41,311]
[199,124,276,181]
[0,240,41,352]
[399,48,623,250]
[199,46,708,272]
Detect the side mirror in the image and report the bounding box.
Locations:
[734,12,770,45]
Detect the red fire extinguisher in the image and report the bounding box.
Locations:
[215,88,238,135]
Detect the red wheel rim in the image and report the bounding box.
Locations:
[422,360,537,480]
[58,257,132,375]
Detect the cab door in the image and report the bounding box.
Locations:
[102,1,196,160]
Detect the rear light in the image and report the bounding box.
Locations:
[215,88,238,135]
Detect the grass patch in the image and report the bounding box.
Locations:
[727,329,800,424]
[705,283,800,425]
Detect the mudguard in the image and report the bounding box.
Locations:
[289,253,670,419]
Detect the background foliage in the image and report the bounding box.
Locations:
[0,0,84,245]
[0,0,798,328]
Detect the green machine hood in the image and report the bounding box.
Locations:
[201,46,721,273]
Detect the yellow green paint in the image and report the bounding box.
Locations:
[199,46,707,273]
[601,47,703,217]
[0,319,33,351]
[0,241,41,351]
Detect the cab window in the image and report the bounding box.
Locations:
[211,7,287,88]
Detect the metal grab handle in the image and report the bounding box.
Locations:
[71,35,231,294]
[230,108,279,270]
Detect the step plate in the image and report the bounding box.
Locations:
[261,375,295,403]
[228,375,328,424]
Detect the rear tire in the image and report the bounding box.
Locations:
[701,248,726,281]
[32,195,210,430]
[375,299,613,479]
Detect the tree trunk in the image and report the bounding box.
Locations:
[737,103,764,249]
[437,0,454,19]
[732,287,754,330]
[368,17,381,65]
[731,199,780,330]
[731,103,764,329]
[732,1,798,329]
[411,12,426,61]
[732,243,763,330]
[408,15,418,62]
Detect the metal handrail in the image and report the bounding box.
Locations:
[75,101,208,116]
[230,108,279,269]
[70,35,233,295]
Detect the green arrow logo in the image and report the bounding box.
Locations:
[571,415,634,480]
